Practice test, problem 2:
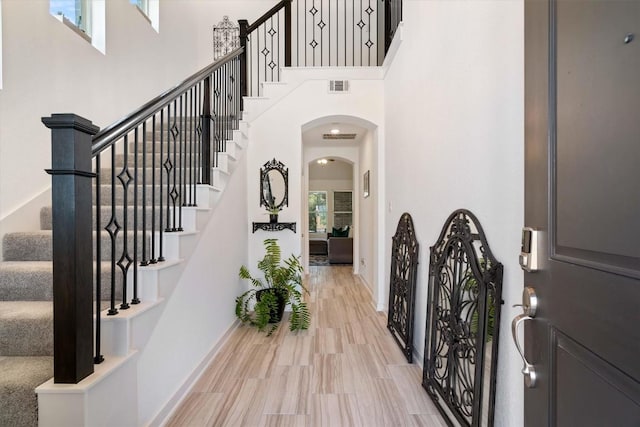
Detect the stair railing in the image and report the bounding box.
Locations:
[43,48,242,384]
[239,0,403,97]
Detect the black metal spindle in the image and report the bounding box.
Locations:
[188,87,194,206]
[141,122,148,266]
[150,115,157,264]
[94,154,104,364]
[108,146,118,316]
[158,109,165,261]
[202,77,211,185]
[168,100,177,232]
[359,0,363,66]
[178,95,184,231]
[132,128,140,305]
[320,0,323,66]
[119,134,130,311]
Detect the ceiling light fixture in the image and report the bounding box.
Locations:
[317,159,328,165]
[330,128,340,134]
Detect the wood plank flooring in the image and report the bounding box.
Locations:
[166,266,446,427]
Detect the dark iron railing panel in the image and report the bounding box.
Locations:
[45,50,242,383]
[387,212,419,363]
[239,0,403,97]
[422,209,503,427]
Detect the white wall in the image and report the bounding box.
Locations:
[384,1,524,426]
[358,129,377,298]
[138,155,248,425]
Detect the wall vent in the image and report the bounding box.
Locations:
[329,80,349,93]
[322,133,357,140]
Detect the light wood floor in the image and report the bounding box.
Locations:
[166,266,446,427]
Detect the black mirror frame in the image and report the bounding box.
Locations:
[260,158,288,210]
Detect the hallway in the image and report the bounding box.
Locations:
[167,266,446,426]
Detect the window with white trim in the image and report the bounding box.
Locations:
[308,191,328,233]
[333,191,353,229]
[49,0,105,53]
[130,0,160,32]
[50,0,91,36]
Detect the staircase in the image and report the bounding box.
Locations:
[0,112,246,425]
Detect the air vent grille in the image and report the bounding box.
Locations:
[323,133,357,140]
[329,80,349,93]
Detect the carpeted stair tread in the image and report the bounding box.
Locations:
[2,232,52,262]
[0,356,53,427]
[3,230,152,262]
[0,301,53,356]
[0,262,53,301]
[0,261,124,301]
[40,204,166,231]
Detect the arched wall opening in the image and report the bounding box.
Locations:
[301,114,383,307]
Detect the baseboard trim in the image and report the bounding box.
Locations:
[148,319,241,427]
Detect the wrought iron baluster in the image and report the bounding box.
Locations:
[107,146,119,316]
[141,122,148,266]
[117,134,131,311]
[158,109,165,261]
[150,115,157,264]
[132,128,140,305]
[188,87,194,206]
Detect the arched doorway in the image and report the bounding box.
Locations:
[301,115,382,306]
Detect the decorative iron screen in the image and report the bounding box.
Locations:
[387,212,419,362]
[422,209,503,427]
[213,16,240,60]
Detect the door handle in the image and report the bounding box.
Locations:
[511,286,538,388]
[512,313,537,388]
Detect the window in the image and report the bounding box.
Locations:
[308,191,328,233]
[50,0,91,36]
[130,0,159,32]
[130,0,149,15]
[333,191,353,229]
[50,0,105,53]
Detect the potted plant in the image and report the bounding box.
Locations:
[267,205,281,223]
[236,238,310,335]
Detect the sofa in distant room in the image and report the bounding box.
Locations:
[327,226,353,264]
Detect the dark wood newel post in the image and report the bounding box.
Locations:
[238,19,249,106]
[201,76,212,184]
[284,0,292,67]
[43,114,99,384]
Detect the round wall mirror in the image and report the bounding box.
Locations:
[260,159,288,210]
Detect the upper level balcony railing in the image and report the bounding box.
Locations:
[239,0,403,97]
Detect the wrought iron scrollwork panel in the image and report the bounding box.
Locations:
[422,209,503,427]
[387,212,419,362]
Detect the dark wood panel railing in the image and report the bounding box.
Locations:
[43,48,243,384]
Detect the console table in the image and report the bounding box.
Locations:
[252,222,296,233]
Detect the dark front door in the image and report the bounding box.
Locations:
[524,0,640,425]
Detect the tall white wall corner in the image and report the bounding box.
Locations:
[36,353,139,427]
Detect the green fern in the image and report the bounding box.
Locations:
[235,239,309,335]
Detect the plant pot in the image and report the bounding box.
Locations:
[269,214,278,223]
[255,288,287,323]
